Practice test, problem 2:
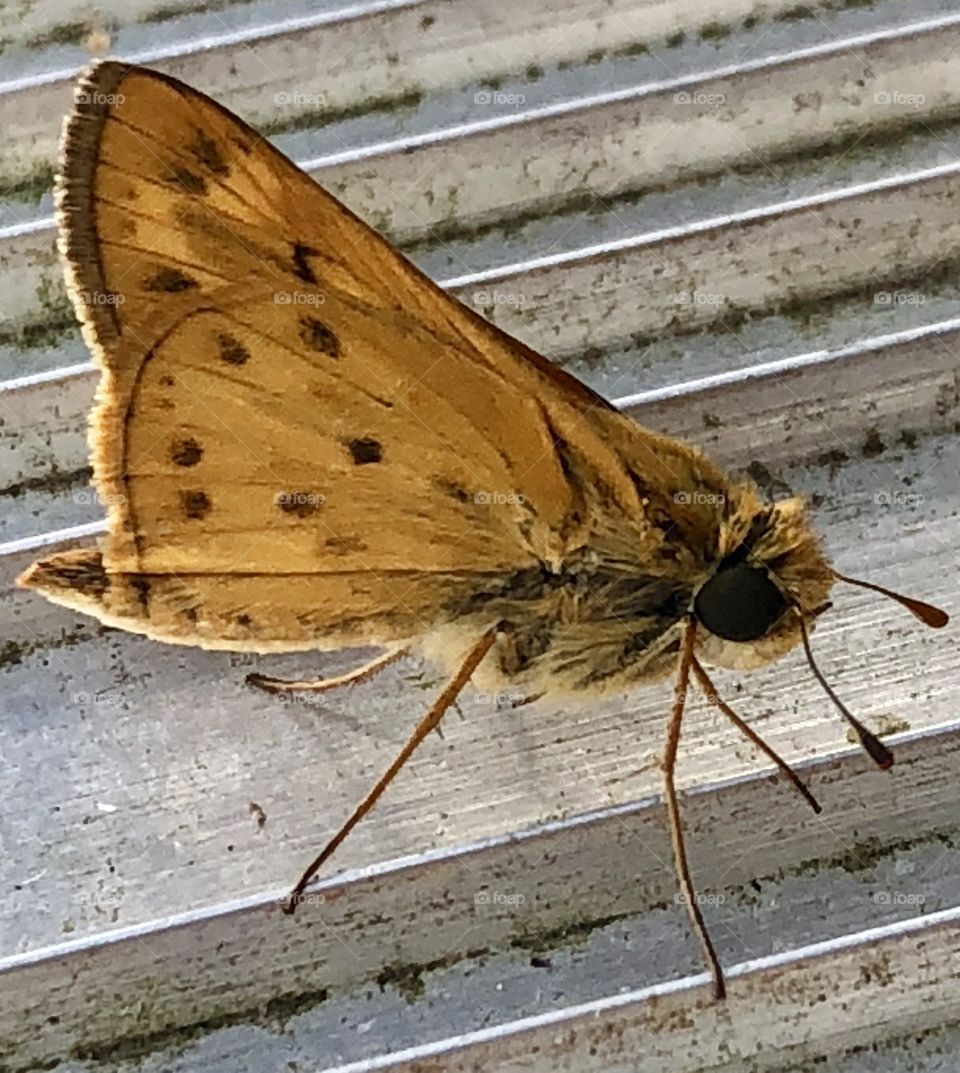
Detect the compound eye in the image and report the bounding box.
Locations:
[694,561,788,642]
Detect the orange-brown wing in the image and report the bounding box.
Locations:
[21,61,720,651]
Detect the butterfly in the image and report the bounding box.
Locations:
[18,60,948,999]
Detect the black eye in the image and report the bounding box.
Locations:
[694,561,788,642]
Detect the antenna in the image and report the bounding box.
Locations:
[834,573,948,628]
[795,610,893,769]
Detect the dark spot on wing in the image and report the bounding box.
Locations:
[218,333,250,365]
[159,375,175,387]
[184,606,199,624]
[292,243,319,284]
[181,490,211,519]
[171,437,203,467]
[190,130,229,175]
[325,535,368,555]
[144,267,198,293]
[345,437,382,465]
[299,316,340,358]
[236,613,252,627]
[169,167,206,196]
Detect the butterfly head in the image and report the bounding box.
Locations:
[692,495,834,670]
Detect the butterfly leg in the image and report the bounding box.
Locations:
[283,625,500,912]
[690,656,821,814]
[246,646,409,695]
[662,616,726,1000]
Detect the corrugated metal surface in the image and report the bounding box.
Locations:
[2,2,959,1070]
